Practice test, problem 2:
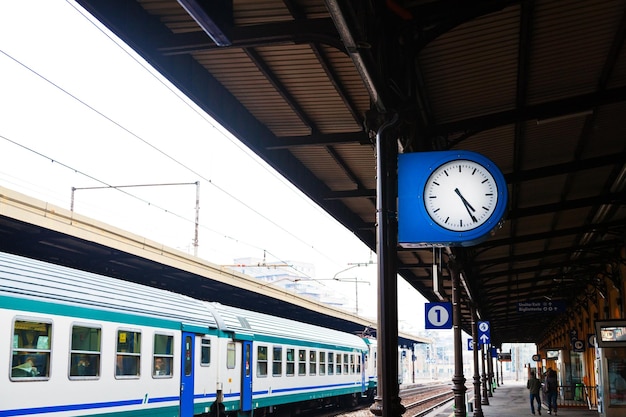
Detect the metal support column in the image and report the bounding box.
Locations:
[370,114,404,417]
[471,306,484,417]
[481,344,490,405]
[449,258,466,417]
[487,346,494,396]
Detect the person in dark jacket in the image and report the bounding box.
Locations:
[527,370,542,415]
[545,368,558,415]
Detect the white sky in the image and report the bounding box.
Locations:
[0,0,430,334]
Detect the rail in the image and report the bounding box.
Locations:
[545,385,597,410]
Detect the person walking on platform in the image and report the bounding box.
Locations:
[527,370,542,415]
[545,368,558,415]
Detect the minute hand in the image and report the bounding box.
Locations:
[454,188,478,222]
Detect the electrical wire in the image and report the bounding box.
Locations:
[0,11,349,271]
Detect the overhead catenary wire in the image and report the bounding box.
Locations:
[0,37,346,271]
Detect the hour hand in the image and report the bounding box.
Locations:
[454,188,478,222]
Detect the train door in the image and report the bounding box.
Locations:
[241,340,253,411]
[181,332,195,416]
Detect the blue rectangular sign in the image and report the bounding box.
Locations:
[517,301,566,313]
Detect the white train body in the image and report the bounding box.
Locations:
[0,252,376,416]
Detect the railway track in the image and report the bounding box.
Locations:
[325,382,455,417]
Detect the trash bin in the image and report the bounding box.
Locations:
[574,383,583,401]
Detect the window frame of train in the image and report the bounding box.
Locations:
[298,349,306,376]
[319,351,326,375]
[200,337,211,366]
[226,342,236,369]
[309,350,317,375]
[344,354,350,374]
[286,348,295,376]
[69,323,101,379]
[336,353,342,374]
[153,333,174,378]
[257,345,268,377]
[115,328,141,379]
[327,352,334,375]
[272,346,282,377]
[10,318,52,380]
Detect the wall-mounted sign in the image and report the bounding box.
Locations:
[517,300,566,313]
[398,150,508,248]
[425,302,453,329]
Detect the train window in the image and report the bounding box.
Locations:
[153,334,173,378]
[257,346,268,377]
[356,354,361,373]
[319,352,326,375]
[343,354,349,374]
[336,353,342,374]
[298,349,306,376]
[309,350,316,375]
[226,342,236,369]
[116,329,141,378]
[272,346,282,377]
[286,348,295,376]
[69,325,101,379]
[201,338,211,366]
[327,352,334,375]
[350,354,355,374]
[11,319,51,380]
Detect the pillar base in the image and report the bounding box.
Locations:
[369,396,406,416]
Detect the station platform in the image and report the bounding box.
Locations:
[427,380,598,417]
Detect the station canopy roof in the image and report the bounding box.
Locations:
[53,0,626,345]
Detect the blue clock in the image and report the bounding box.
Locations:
[398,150,508,247]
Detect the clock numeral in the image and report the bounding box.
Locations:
[444,217,449,224]
[433,208,440,213]
[481,179,488,184]
[472,168,476,175]
[482,206,489,211]
[433,181,440,186]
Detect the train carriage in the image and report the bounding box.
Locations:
[0,251,374,417]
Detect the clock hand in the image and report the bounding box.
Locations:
[454,188,478,222]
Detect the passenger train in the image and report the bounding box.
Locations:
[0,251,379,417]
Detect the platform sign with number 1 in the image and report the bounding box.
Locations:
[425,302,453,329]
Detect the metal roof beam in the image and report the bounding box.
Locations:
[159,18,343,55]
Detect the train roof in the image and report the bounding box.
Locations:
[207,302,367,350]
[0,251,215,330]
[0,251,367,350]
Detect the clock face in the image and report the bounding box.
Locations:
[424,159,499,232]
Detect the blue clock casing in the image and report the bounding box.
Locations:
[398,150,508,247]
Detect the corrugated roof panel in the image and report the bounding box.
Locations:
[457,125,516,174]
[418,6,519,123]
[527,0,624,104]
[518,174,568,208]
[522,119,585,170]
[193,48,311,136]
[587,103,626,157]
[233,0,294,25]
[290,146,356,191]
[255,44,361,133]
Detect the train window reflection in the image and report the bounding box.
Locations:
[286,348,295,376]
[116,329,141,378]
[153,334,173,377]
[11,319,52,380]
[70,325,101,379]
[201,338,211,366]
